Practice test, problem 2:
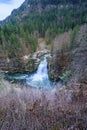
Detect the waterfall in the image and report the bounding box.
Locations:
[26,54,53,88]
[5,54,54,89]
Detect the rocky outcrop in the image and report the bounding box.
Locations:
[0,56,40,74]
[0,50,49,74]
[33,49,49,58]
[47,51,69,81]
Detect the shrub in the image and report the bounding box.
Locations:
[59,70,72,83]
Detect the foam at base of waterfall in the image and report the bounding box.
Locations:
[26,78,53,89]
[25,54,53,88]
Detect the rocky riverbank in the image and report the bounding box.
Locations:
[0,56,39,74]
[0,49,49,74]
[47,51,70,81]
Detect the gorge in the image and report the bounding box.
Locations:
[6,54,55,89]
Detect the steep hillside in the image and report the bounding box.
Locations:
[0,0,86,24]
[48,24,87,84]
[67,24,87,84]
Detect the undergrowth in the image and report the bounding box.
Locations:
[0,80,86,130]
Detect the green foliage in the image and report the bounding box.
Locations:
[28,35,38,53]
[0,24,38,58]
[0,1,87,58]
[59,70,72,83]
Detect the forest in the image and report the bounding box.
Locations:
[0,0,87,58]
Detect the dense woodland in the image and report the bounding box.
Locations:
[0,0,87,58]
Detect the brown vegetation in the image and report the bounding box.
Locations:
[53,31,71,52]
[0,80,87,130]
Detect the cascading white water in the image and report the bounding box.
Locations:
[26,54,53,88]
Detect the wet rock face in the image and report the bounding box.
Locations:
[47,55,60,81]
